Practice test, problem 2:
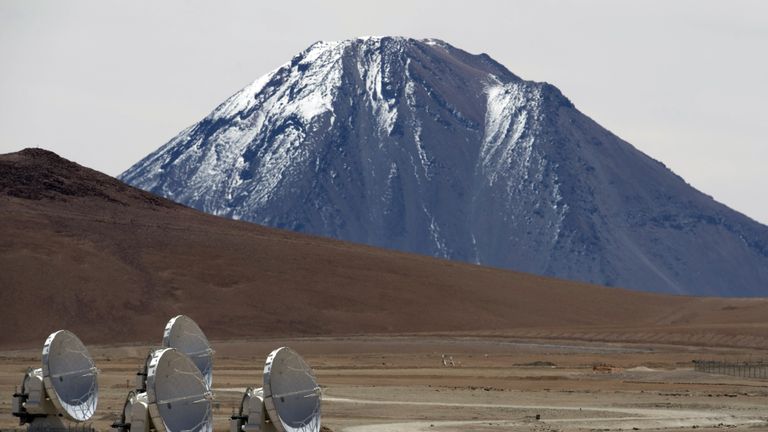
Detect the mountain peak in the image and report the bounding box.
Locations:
[119,39,768,296]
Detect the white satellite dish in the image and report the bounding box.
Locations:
[231,347,321,432]
[162,315,214,388]
[12,330,98,430]
[114,348,212,432]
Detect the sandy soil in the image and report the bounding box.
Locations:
[2,335,768,432]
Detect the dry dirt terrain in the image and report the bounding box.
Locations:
[2,336,768,432]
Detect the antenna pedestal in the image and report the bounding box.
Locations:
[113,391,150,432]
[13,368,60,424]
[12,369,63,429]
[231,388,277,432]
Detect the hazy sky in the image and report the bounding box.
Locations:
[1,1,766,224]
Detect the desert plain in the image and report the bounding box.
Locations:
[2,334,768,432]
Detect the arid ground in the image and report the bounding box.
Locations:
[2,335,768,432]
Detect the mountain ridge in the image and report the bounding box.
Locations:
[120,37,768,296]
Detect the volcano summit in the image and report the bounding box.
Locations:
[120,37,768,296]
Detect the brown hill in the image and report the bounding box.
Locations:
[1,148,767,350]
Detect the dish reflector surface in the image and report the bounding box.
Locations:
[162,315,213,387]
[41,330,98,421]
[146,348,212,432]
[263,347,321,432]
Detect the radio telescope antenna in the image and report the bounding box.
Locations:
[162,315,214,388]
[115,348,212,432]
[230,347,321,432]
[12,330,98,430]
[114,315,215,432]
[147,348,213,432]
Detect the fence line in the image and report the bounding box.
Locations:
[693,360,768,379]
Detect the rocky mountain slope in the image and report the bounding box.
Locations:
[120,37,768,296]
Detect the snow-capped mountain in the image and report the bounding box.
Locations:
[120,37,768,296]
